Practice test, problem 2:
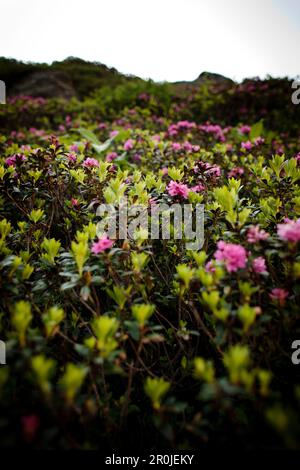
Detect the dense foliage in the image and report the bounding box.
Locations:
[0,77,300,450]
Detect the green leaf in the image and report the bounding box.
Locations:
[250,120,264,139]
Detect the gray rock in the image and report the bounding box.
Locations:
[11,70,76,99]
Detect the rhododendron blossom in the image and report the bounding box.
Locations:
[228,167,244,178]
[252,257,267,273]
[106,152,118,162]
[241,141,253,151]
[190,184,205,193]
[247,225,269,244]
[167,181,190,199]
[124,139,135,151]
[214,241,248,272]
[239,125,251,135]
[69,144,79,153]
[67,153,77,162]
[109,130,119,138]
[83,157,99,168]
[5,153,26,167]
[254,137,265,146]
[277,218,300,243]
[171,142,181,151]
[270,288,289,302]
[91,236,114,254]
[71,198,79,207]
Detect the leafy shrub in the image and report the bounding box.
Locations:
[0,81,300,450]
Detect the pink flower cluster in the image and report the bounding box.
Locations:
[228,167,244,179]
[5,153,27,167]
[67,153,77,162]
[254,137,265,146]
[194,161,221,178]
[124,139,135,151]
[241,141,253,151]
[214,241,248,273]
[199,123,225,142]
[109,130,119,138]
[247,226,269,244]
[168,121,196,136]
[106,152,118,162]
[29,127,46,137]
[190,184,205,193]
[91,235,114,254]
[277,218,300,243]
[239,125,251,135]
[69,144,79,153]
[171,141,200,153]
[252,257,267,273]
[167,181,190,199]
[269,288,289,303]
[83,158,99,168]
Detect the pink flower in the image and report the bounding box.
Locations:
[5,153,26,167]
[239,125,251,135]
[177,120,196,130]
[71,198,79,207]
[83,157,99,168]
[277,218,300,243]
[168,124,178,136]
[167,181,190,199]
[171,142,181,151]
[124,139,135,151]
[205,261,216,273]
[67,153,77,162]
[182,141,193,152]
[190,184,205,193]
[214,241,248,273]
[161,167,168,176]
[199,123,225,141]
[254,137,265,146]
[206,164,221,177]
[241,141,253,151]
[149,197,158,206]
[252,257,267,273]
[270,288,289,305]
[228,167,244,179]
[109,130,119,138]
[91,235,114,254]
[247,225,269,244]
[195,161,221,178]
[21,145,31,152]
[70,144,79,153]
[133,153,141,162]
[106,152,118,162]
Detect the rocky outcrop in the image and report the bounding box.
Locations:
[193,71,234,85]
[10,70,76,99]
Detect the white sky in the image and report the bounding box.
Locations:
[0,0,299,82]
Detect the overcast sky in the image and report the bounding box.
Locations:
[1,0,299,82]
